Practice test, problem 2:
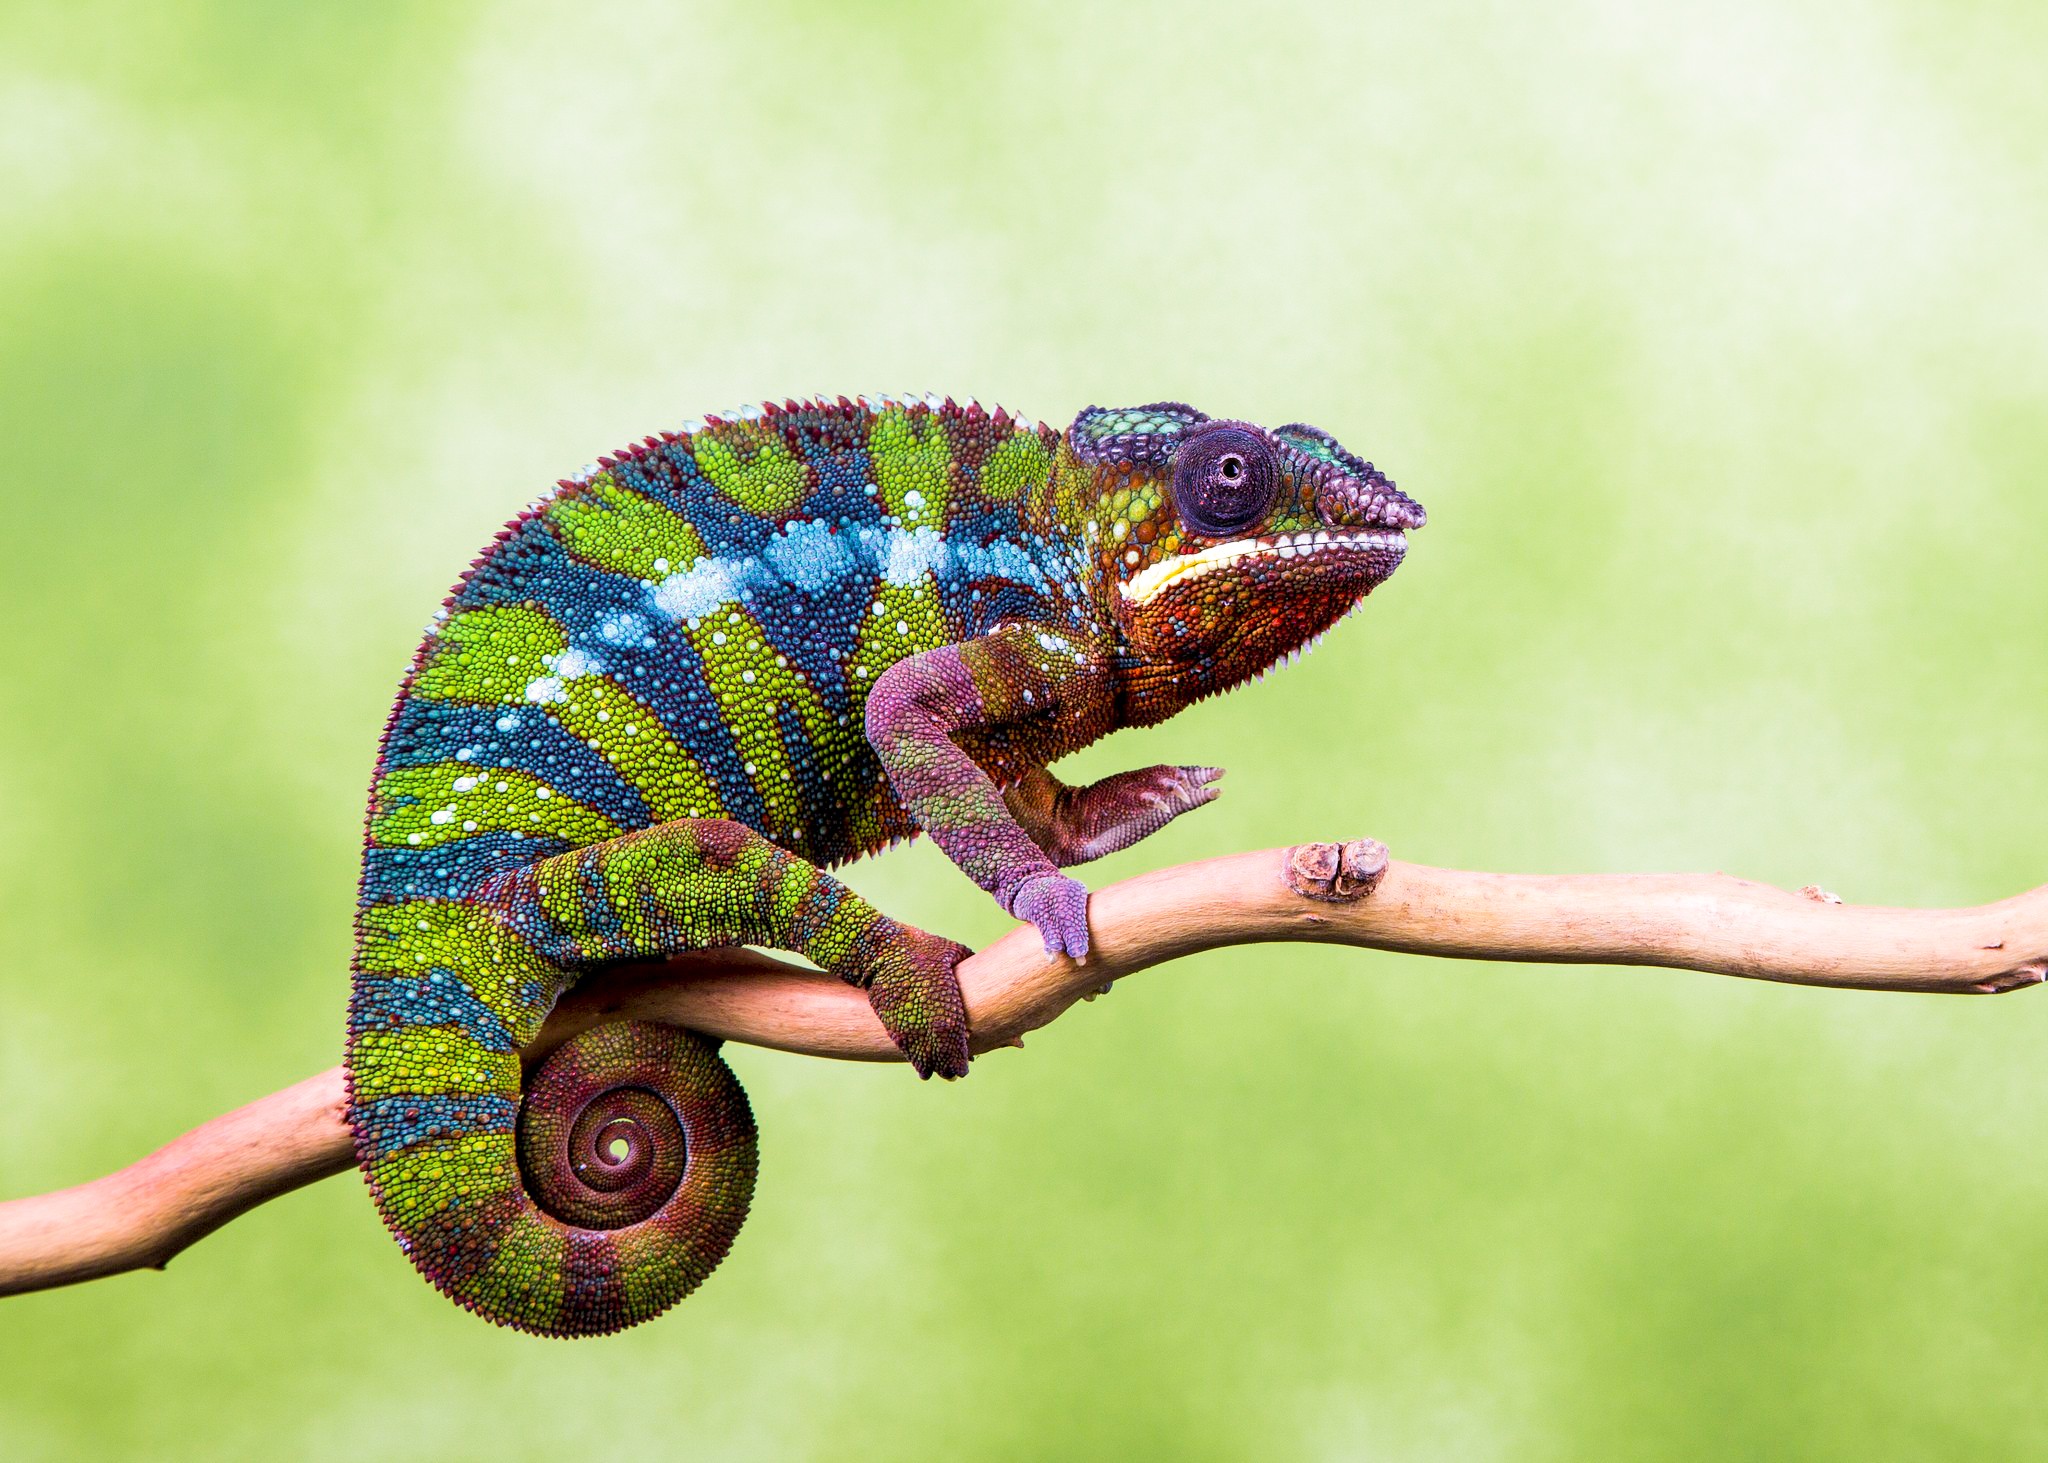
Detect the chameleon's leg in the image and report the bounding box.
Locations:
[866,624,1113,958]
[1003,764,1225,867]
[506,818,973,1079]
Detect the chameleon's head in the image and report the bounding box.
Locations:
[1061,402,1425,714]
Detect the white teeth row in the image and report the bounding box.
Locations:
[1267,529,1405,559]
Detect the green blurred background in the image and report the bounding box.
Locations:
[3,1,2045,1457]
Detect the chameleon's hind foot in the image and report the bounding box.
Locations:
[865,926,973,1079]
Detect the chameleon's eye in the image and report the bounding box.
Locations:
[1170,426,1278,538]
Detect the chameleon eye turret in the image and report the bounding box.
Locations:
[347,393,1419,1334]
[1169,424,1279,537]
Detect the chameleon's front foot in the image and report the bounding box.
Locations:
[1004,763,1225,867]
[1005,871,1093,960]
[864,926,974,1079]
[1062,763,1224,862]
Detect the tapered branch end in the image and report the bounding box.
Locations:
[1974,961,2047,995]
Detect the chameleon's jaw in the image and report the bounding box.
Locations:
[1119,528,1409,607]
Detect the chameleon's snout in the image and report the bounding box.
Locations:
[1383,495,1427,531]
[1316,472,1426,534]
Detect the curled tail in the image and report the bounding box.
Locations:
[345,816,969,1333]
[345,912,757,1336]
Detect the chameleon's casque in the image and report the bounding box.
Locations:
[347,395,1423,1335]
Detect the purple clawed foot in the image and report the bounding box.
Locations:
[1005,871,1092,960]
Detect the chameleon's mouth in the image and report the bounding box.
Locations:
[1120,529,1408,606]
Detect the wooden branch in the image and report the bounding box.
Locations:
[3,841,2043,1300]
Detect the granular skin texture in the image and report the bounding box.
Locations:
[346,394,1424,1335]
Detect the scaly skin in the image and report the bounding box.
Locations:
[346,394,1424,1335]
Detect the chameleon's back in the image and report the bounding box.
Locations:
[346,396,1073,1333]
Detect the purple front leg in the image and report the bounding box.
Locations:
[865,627,1110,959]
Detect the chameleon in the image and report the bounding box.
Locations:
[346,394,1425,1336]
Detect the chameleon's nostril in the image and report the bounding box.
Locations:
[1368,493,1426,531]
[1321,491,1427,532]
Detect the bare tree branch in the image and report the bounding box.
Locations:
[3,840,2042,1300]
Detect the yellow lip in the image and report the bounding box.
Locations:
[1119,529,1408,606]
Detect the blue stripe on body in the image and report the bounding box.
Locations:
[608,620,772,830]
[802,437,876,507]
[608,443,690,516]
[350,1093,520,1162]
[452,513,577,611]
[349,974,517,1051]
[360,831,572,903]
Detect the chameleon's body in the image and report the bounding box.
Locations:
[347,394,1423,1335]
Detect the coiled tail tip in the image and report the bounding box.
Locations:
[348,1019,758,1338]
